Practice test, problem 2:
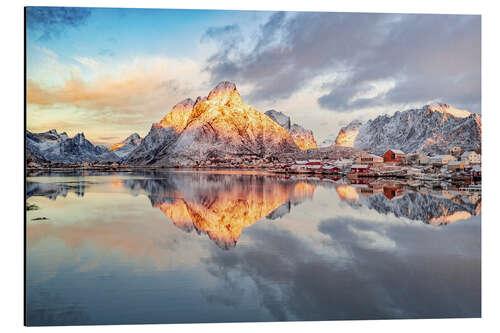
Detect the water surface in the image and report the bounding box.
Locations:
[25,170,481,325]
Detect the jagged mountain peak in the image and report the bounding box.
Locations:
[425,102,471,119]
[109,133,142,158]
[208,81,237,97]
[110,133,141,150]
[265,110,291,130]
[207,81,243,106]
[334,120,363,147]
[264,109,318,150]
[126,132,141,141]
[194,96,208,107]
[126,82,299,165]
[156,98,196,133]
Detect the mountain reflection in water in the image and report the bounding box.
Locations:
[121,174,316,249]
[335,181,481,225]
[25,171,481,325]
[27,172,481,242]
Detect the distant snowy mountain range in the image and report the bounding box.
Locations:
[26,85,481,165]
[109,133,142,158]
[26,130,119,163]
[330,103,481,155]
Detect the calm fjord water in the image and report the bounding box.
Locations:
[25,171,481,325]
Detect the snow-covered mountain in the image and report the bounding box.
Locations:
[26,129,119,163]
[330,103,481,154]
[109,133,142,158]
[265,110,318,150]
[126,81,300,165]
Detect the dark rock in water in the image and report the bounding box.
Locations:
[26,203,39,211]
[31,217,49,221]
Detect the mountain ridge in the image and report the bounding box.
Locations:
[26,129,119,163]
[126,81,300,165]
[264,110,318,150]
[330,103,481,155]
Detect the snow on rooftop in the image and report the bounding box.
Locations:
[388,148,405,154]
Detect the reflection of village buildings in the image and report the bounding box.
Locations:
[335,179,481,226]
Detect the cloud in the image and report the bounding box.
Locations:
[203,12,481,113]
[27,56,207,116]
[27,53,209,143]
[26,7,92,41]
[201,216,480,320]
[201,24,241,44]
[73,56,99,71]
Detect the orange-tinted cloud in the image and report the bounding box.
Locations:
[26,57,209,144]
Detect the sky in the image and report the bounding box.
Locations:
[26,7,481,146]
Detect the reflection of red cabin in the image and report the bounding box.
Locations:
[383,186,404,200]
[350,178,371,185]
[350,164,370,174]
[323,166,341,174]
[382,149,406,163]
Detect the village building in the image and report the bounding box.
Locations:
[382,149,406,163]
[356,153,384,166]
[447,160,468,171]
[472,165,481,178]
[430,154,456,166]
[350,164,370,174]
[418,154,430,165]
[305,161,322,170]
[322,165,342,174]
[407,167,423,176]
[461,151,481,164]
[405,153,420,164]
[450,146,462,156]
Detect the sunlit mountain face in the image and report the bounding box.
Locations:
[122,174,317,249]
[156,98,196,133]
[126,82,300,165]
[334,120,363,147]
[289,126,318,150]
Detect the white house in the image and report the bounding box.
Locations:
[447,160,467,171]
[461,151,481,164]
[417,154,430,165]
[356,153,384,166]
[430,155,456,166]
